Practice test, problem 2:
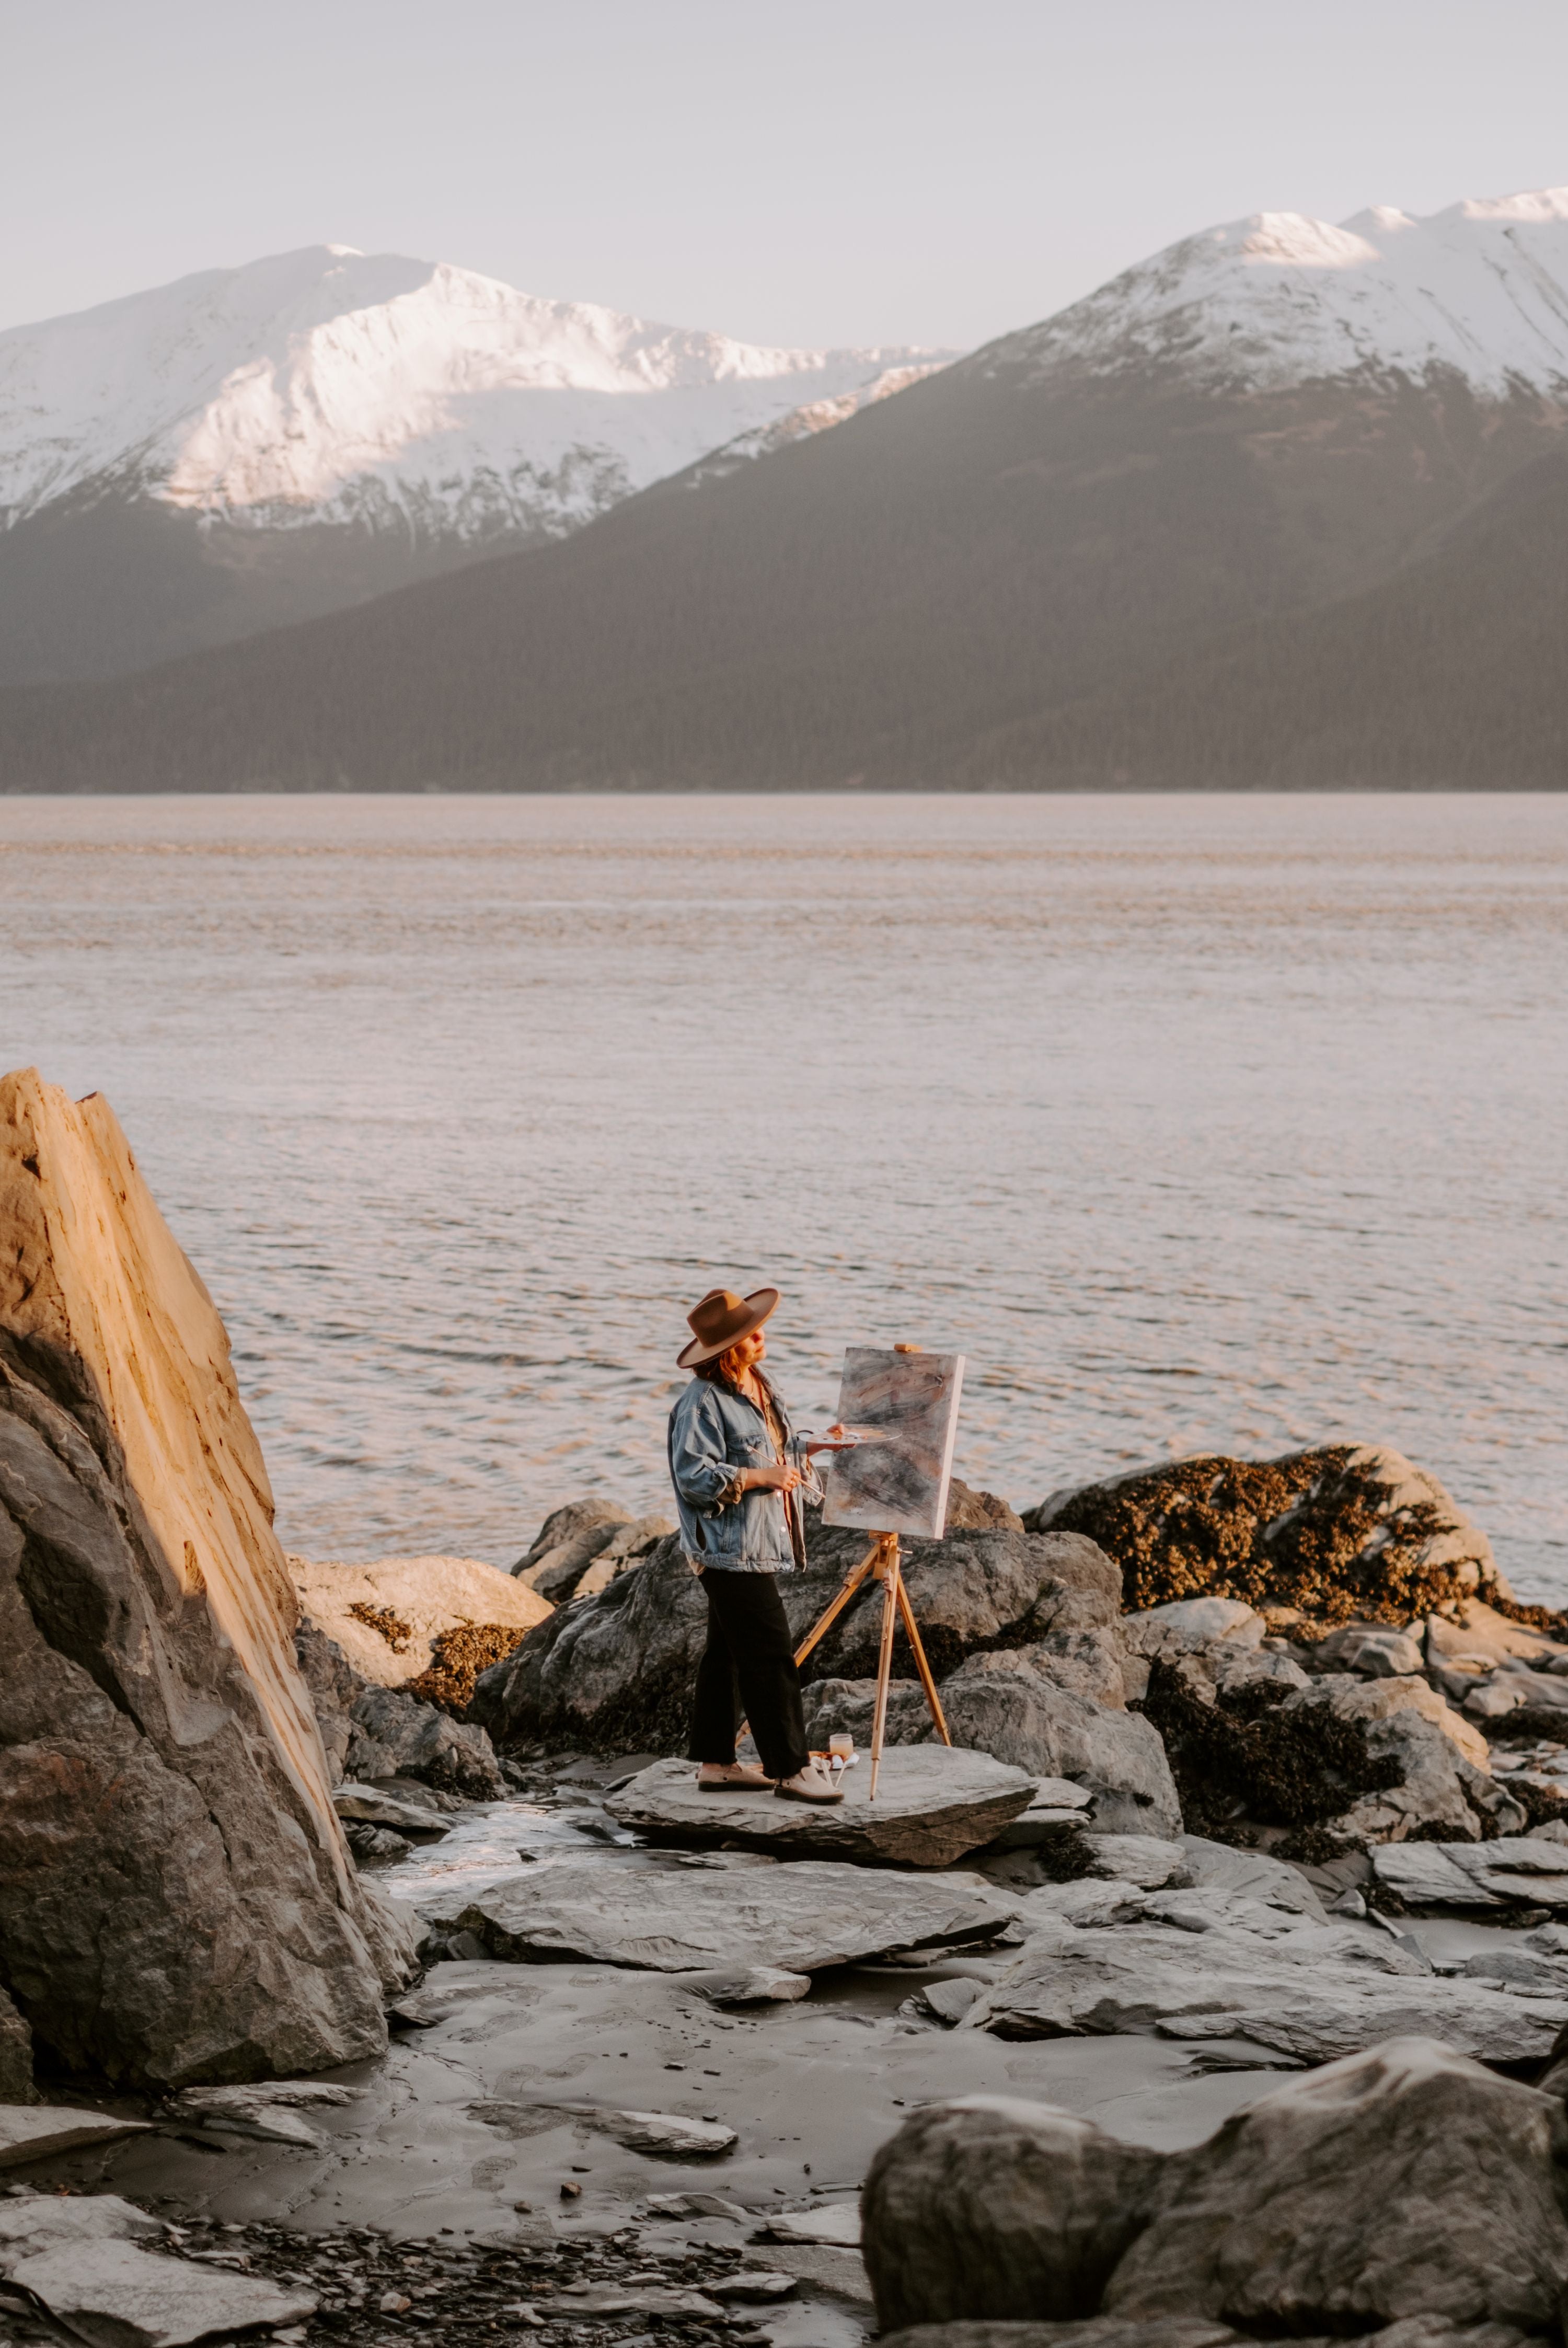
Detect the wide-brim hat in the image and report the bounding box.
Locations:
[677,1285,781,1369]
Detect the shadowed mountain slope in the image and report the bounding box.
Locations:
[960,451,1568,789]
[4,193,1567,788]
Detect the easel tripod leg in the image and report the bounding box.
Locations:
[868,1538,901,1802]
[895,1571,952,1746]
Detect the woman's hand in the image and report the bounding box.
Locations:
[741,1461,801,1494]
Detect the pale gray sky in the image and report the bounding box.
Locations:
[7,0,1567,350]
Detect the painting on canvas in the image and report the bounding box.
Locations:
[820,1346,966,1540]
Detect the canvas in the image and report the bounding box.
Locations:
[820,1346,966,1540]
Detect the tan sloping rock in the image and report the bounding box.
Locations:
[0,1067,413,2084]
[286,1552,550,1688]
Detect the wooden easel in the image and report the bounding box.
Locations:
[791,1531,951,1800]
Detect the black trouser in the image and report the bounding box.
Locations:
[687,1570,810,1782]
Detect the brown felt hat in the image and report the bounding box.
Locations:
[677,1285,780,1369]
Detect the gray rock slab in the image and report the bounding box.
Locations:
[1372,1843,1504,1908]
[923,1978,984,2024]
[604,1750,1034,1868]
[643,2193,752,2221]
[447,1858,1018,1972]
[604,2109,737,2156]
[757,2204,862,2247]
[557,2282,724,2317]
[710,2270,799,2301]
[168,2078,362,2148]
[332,1782,451,1836]
[1373,1838,1568,1911]
[695,1966,812,2006]
[987,1780,1094,1850]
[752,2242,874,2305]
[1179,1836,1326,1920]
[1081,1835,1190,1889]
[7,2237,316,2346]
[0,2105,151,2168]
[0,2191,159,2251]
[967,1918,1568,2064]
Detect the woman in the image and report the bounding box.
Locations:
[667,1285,844,1804]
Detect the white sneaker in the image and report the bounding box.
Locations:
[695,1763,775,1791]
[774,1759,846,1805]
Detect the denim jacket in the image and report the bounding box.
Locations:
[667,1375,806,1573]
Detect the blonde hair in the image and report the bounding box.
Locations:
[696,1337,762,1390]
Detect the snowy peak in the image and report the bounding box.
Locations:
[0,246,950,535]
[998,187,1568,397]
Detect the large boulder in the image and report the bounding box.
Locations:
[862,2099,1162,2328]
[1104,2041,1568,2331]
[472,1506,1123,1758]
[0,1069,413,2086]
[865,2043,1568,2339]
[294,1623,505,1797]
[510,1498,676,1604]
[804,1659,1182,1839]
[1031,1446,1508,1624]
[0,1986,33,2102]
[286,1550,549,1698]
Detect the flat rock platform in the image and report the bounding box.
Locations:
[443,1855,1018,1971]
[604,1747,1035,1868]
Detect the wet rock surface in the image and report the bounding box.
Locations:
[604,1752,1035,1870]
[0,1068,411,2088]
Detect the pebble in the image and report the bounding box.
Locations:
[69,2206,800,2348]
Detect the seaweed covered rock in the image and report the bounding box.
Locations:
[0,1068,413,2087]
[472,1504,1122,1757]
[295,1624,505,1797]
[287,1551,548,1694]
[1135,1658,1512,1848]
[1030,1447,1505,1624]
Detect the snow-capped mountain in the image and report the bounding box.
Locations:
[994,188,1568,395]
[0,245,947,541]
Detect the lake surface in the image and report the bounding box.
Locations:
[4,791,1564,1601]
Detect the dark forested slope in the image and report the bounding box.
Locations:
[1,337,1562,791]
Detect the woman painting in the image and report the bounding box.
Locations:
[667,1285,844,1804]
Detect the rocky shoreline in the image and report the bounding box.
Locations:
[7,1063,1568,2348]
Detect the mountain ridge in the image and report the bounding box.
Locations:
[4,187,1566,788]
[0,243,947,681]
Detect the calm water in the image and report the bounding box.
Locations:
[3,792,1564,1601]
